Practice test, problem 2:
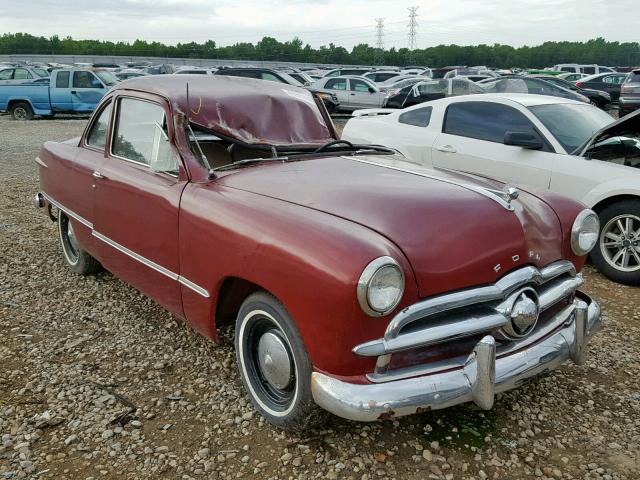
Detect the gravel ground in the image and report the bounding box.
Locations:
[1,114,639,480]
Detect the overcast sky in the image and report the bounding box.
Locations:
[1,0,637,49]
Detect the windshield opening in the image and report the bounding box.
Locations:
[95,70,119,86]
[528,103,614,153]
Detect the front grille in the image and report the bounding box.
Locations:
[353,261,582,383]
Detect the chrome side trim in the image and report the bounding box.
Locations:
[178,276,211,298]
[344,156,516,212]
[92,230,179,280]
[41,192,93,229]
[41,192,209,299]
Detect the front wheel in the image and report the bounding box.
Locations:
[590,200,640,285]
[58,212,102,275]
[235,291,324,430]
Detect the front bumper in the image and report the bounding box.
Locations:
[311,294,601,421]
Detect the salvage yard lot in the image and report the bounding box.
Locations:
[0,115,639,479]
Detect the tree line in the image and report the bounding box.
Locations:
[1,33,638,68]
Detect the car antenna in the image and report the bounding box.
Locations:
[186,82,216,180]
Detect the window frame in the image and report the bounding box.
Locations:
[108,95,181,178]
[349,78,372,92]
[0,68,14,80]
[442,100,552,151]
[325,78,347,91]
[13,68,33,80]
[83,99,113,153]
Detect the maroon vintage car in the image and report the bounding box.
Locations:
[34,75,602,429]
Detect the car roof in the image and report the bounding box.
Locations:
[113,75,336,147]
[440,93,585,107]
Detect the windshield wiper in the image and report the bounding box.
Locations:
[212,156,289,172]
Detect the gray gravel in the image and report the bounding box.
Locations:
[1,114,639,479]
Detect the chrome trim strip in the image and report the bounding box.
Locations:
[344,156,516,212]
[178,276,211,298]
[313,295,601,421]
[42,192,93,229]
[92,230,178,280]
[41,192,209,299]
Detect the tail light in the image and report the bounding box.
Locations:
[575,82,584,88]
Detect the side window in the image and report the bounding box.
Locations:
[73,71,99,88]
[14,68,32,80]
[112,98,179,174]
[399,107,432,127]
[325,78,347,90]
[561,67,574,72]
[55,71,70,88]
[261,72,284,83]
[582,66,595,74]
[86,102,112,149]
[325,71,339,77]
[350,79,371,92]
[0,69,14,80]
[444,102,535,143]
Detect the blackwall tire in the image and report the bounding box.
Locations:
[590,199,640,285]
[10,102,34,121]
[235,291,325,430]
[57,212,102,275]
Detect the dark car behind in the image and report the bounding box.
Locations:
[529,74,612,109]
[619,69,640,117]
[576,72,628,102]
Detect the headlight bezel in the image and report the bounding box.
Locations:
[357,256,405,317]
[570,209,600,256]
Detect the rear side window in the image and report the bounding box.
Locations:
[581,66,595,74]
[14,68,32,80]
[261,72,283,82]
[112,98,166,165]
[325,78,347,90]
[86,101,112,149]
[0,69,13,80]
[399,107,432,127]
[444,102,535,143]
[55,71,70,88]
[626,72,640,83]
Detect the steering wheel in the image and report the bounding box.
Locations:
[313,140,355,153]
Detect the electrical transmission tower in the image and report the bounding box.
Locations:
[375,18,385,50]
[407,6,419,50]
[374,18,385,65]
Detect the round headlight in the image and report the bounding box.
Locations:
[357,256,405,316]
[571,209,600,255]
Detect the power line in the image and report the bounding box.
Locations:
[408,6,419,50]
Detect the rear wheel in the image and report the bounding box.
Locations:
[235,291,324,430]
[10,102,34,121]
[591,200,640,285]
[57,212,102,275]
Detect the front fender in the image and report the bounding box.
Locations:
[580,179,640,209]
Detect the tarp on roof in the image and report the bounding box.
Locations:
[114,75,337,147]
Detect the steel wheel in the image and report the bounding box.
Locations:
[599,214,640,272]
[13,107,28,120]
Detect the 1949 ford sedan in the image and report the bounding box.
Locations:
[35,75,602,429]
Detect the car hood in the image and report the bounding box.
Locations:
[218,154,565,298]
[576,107,640,155]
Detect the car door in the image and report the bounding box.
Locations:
[93,94,186,316]
[71,71,106,112]
[348,78,382,108]
[323,78,349,107]
[431,101,555,189]
[49,71,73,111]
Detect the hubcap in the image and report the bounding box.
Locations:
[67,221,79,253]
[14,107,27,120]
[257,331,293,390]
[600,214,640,272]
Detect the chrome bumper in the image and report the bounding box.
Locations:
[311,295,601,422]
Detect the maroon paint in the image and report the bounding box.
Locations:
[37,77,589,380]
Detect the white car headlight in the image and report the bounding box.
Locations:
[571,209,600,255]
[357,256,405,316]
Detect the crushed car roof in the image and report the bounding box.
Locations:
[113,75,337,146]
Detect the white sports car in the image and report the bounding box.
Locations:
[342,93,640,285]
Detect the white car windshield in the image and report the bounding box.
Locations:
[528,103,614,153]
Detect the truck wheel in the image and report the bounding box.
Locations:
[590,200,640,285]
[58,212,102,275]
[235,291,325,430]
[10,102,34,121]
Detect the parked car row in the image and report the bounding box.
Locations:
[33,75,603,431]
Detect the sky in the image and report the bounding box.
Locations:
[1,0,637,50]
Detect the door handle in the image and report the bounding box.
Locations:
[92,171,106,179]
[350,93,356,95]
[71,90,77,94]
[436,145,457,154]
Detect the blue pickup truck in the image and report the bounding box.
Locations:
[0,69,118,120]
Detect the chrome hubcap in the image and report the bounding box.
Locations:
[600,214,640,272]
[257,331,293,390]
[67,222,79,253]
